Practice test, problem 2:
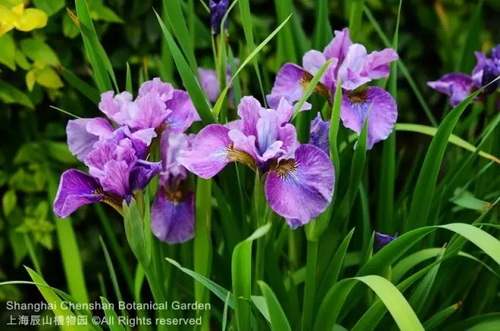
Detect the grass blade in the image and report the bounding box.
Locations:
[258,281,292,331]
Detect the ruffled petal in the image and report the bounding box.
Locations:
[130,91,170,130]
[309,113,330,154]
[151,189,195,244]
[427,73,474,107]
[341,87,398,149]
[178,124,232,179]
[337,44,371,90]
[165,90,200,133]
[265,144,334,228]
[53,169,103,218]
[160,131,190,185]
[198,68,221,103]
[138,77,174,102]
[98,91,135,125]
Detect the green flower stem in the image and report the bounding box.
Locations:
[301,239,319,331]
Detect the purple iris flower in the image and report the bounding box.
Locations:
[374,232,398,252]
[53,127,161,218]
[267,27,399,149]
[151,131,195,244]
[428,45,500,106]
[179,96,335,228]
[209,0,229,35]
[198,60,238,103]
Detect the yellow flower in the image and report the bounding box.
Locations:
[0,3,48,36]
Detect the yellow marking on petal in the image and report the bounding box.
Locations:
[271,158,298,179]
[227,143,257,171]
[300,70,331,100]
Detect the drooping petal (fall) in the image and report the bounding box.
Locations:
[265,144,334,229]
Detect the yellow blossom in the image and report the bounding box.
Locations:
[0,3,48,36]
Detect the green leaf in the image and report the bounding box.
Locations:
[20,39,59,66]
[315,275,424,331]
[165,257,235,308]
[2,190,17,216]
[34,0,65,16]
[407,89,484,229]
[213,14,292,118]
[154,9,214,124]
[63,13,81,38]
[258,281,292,331]
[123,199,151,268]
[91,5,124,23]
[100,297,125,331]
[349,0,367,40]
[232,224,271,331]
[0,81,34,109]
[423,302,461,330]
[313,0,332,48]
[36,66,64,89]
[0,33,16,70]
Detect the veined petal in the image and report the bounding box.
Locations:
[427,73,474,107]
[98,91,135,125]
[341,87,398,149]
[66,118,113,161]
[178,124,232,179]
[237,96,262,137]
[151,189,195,244]
[99,160,132,197]
[53,169,103,218]
[337,44,371,90]
[160,131,190,185]
[267,63,311,109]
[165,89,200,133]
[323,27,352,64]
[131,91,170,130]
[138,77,174,101]
[265,144,334,229]
[472,52,487,88]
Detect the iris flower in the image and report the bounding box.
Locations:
[179,96,335,228]
[209,0,229,35]
[428,45,500,107]
[151,131,195,244]
[374,232,398,252]
[53,78,200,218]
[267,28,399,149]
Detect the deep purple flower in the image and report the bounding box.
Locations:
[309,113,330,154]
[209,0,229,35]
[428,44,500,106]
[179,96,335,228]
[341,87,398,150]
[267,27,398,149]
[374,232,398,252]
[54,128,161,218]
[151,131,195,244]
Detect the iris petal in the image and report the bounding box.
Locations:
[151,189,195,244]
[265,144,334,228]
[53,169,103,218]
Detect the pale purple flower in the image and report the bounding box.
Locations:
[198,68,221,103]
[374,232,398,252]
[428,44,500,106]
[152,131,195,244]
[209,0,229,35]
[267,27,398,108]
[53,127,161,218]
[267,27,399,149]
[179,96,335,228]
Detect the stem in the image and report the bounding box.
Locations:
[301,240,318,331]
